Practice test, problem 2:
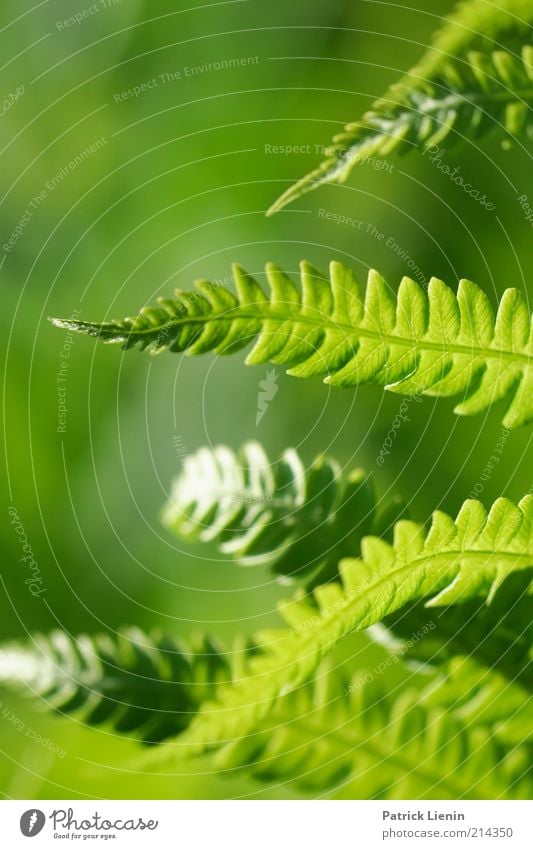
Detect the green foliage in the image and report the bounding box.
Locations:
[376,570,533,747]
[155,494,533,759]
[4,0,533,804]
[205,661,531,799]
[269,46,533,214]
[404,1,533,81]
[3,492,531,796]
[162,441,404,587]
[420,656,532,747]
[0,628,231,743]
[3,633,530,798]
[50,261,533,427]
[268,0,533,214]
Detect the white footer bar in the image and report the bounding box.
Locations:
[1,800,531,848]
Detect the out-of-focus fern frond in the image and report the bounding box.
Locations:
[163,442,404,586]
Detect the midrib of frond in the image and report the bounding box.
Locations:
[110,307,531,368]
[287,549,531,658]
[366,86,533,127]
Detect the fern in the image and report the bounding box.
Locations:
[3,633,530,798]
[267,0,533,214]
[269,46,533,214]
[153,494,533,758]
[8,0,533,803]
[205,661,531,799]
[375,573,533,746]
[6,497,529,776]
[0,628,232,743]
[162,441,404,586]
[50,261,533,428]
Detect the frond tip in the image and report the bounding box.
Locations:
[50,261,533,427]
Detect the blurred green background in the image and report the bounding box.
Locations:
[0,0,531,799]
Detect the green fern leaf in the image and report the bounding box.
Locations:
[50,261,533,427]
[269,45,533,214]
[268,0,533,215]
[0,628,232,743]
[252,669,531,799]
[3,632,529,797]
[143,658,531,799]
[163,441,404,586]
[162,494,533,758]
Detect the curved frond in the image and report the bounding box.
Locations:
[147,659,531,799]
[163,442,404,586]
[50,261,533,428]
[155,494,533,758]
[0,628,231,743]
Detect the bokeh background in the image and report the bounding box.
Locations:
[0,0,531,799]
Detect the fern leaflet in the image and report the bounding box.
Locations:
[403,1,533,82]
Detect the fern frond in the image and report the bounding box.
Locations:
[163,441,404,586]
[145,658,531,799]
[265,670,531,799]
[4,632,530,798]
[155,494,533,758]
[0,628,232,743]
[269,45,533,214]
[268,0,533,217]
[50,261,533,428]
